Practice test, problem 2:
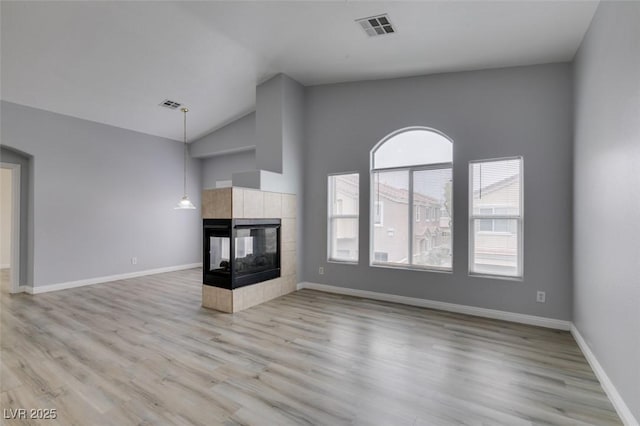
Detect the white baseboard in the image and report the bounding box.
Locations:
[570,325,639,426]
[297,281,571,330]
[25,263,202,295]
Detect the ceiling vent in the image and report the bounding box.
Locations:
[159,99,182,110]
[356,14,396,37]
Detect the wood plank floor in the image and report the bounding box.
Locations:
[0,268,621,425]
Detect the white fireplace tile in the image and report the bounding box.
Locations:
[282,250,296,277]
[213,188,232,218]
[264,279,282,301]
[282,218,296,243]
[282,194,297,218]
[264,191,282,218]
[243,189,264,218]
[232,187,244,218]
[282,241,296,252]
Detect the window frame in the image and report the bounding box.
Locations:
[327,172,360,264]
[475,208,517,234]
[468,156,524,280]
[369,127,454,273]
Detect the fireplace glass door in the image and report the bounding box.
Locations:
[207,226,231,278]
[234,226,279,278]
[203,219,281,289]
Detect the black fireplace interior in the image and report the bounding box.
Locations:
[203,219,281,289]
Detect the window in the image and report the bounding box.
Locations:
[371,128,453,271]
[328,173,359,263]
[469,157,523,278]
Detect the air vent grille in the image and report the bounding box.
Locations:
[356,14,396,37]
[160,99,182,110]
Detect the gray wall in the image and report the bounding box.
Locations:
[303,64,574,320]
[573,1,640,421]
[190,112,255,159]
[280,74,306,278]
[233,74,306,196]
[0,101,202,288]
[202,149,255,189]
[256,76,284,174]
[280,74,305,198]
[0,146,32,286]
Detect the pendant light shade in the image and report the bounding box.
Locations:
[175,107,196,210]
[176,195,195,210]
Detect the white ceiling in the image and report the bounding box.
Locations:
[1,1,598,142]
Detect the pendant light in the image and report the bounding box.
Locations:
[175,107,196,209]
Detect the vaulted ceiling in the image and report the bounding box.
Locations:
[1,1,598,141]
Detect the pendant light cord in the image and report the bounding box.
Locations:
[182,107,188,196]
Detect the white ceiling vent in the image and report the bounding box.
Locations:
[356,14,396,37]
[159,99,182,110]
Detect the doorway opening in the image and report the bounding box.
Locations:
[1,163,21,293]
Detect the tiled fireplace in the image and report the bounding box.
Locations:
[203,218,281,289]
[201,187,297,313]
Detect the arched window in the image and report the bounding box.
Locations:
[371,127,453,271]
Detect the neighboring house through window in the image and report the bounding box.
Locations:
[328,173,359,263]
[469,157,523,278]
[370,127,453,271]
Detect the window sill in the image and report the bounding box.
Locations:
[327,259,359,266]
[468,272,523,282]
[370,262,452,274]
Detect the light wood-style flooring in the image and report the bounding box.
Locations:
[1,268,621,425]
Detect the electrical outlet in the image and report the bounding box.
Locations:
[319,267,324,275]
[131,257,137,265]
[536,291,546,303]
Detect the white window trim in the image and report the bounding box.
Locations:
[327,172,359,264]
[468,156,524,280]
[415,205,420,222]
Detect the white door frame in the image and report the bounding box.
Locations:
[1,162,21,293]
